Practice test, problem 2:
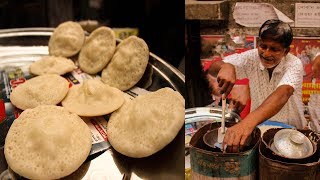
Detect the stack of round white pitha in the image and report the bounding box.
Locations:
[6,21,185,180]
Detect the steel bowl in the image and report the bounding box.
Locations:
[202,128,221,149]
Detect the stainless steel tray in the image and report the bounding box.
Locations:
[0,28,185,180]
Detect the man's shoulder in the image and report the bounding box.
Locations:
[224,49,258,60]
[286,53,303,65]
[242,48,258,55]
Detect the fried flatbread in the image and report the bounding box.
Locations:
[49,21,85,57]
[29,56,77,75]
[101,36,149,91]
[78,26,116,74]
[62,79,124,116]
[4,105,92,179]
[107,87,184,158]
[10,74,69,110]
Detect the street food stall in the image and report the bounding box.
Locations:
[185,0,320,179]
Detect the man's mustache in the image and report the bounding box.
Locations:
[259,54,276,61]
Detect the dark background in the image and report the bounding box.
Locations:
[0,0,185,69]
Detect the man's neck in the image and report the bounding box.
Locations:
[267,66,277,80]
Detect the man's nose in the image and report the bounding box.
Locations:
[262,48,272,57]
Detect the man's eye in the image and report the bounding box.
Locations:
[259,44,267,49]
[271,48,281,52]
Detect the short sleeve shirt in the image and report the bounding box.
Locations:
[223,49,306,129]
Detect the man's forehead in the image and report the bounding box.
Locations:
[259,38,285,48]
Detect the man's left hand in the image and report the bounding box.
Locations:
[223,120,256,153]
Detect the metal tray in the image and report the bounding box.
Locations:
[0,28,185,180]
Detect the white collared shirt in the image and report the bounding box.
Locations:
[223,49,306,129]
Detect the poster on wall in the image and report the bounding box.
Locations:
[290,37,320,103]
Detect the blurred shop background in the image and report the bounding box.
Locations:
[0,0,185,73]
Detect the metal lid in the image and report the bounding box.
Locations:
[273,129,314,159]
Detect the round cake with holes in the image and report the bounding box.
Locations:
[29,56,77,75]
[4,105,92,179]
[101,35,149,91]
[48,21,85,57]
[78,26,116,74]
[10,74,69,110]
[62,79,124,116]
[107,87,185,158]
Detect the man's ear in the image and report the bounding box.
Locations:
[284,47,290,55]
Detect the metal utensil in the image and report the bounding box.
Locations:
[217,94,226,143]
[203,94,227,150]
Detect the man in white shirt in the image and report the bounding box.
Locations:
[208,19,306,152]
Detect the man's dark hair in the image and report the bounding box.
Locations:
[259,19,293,49]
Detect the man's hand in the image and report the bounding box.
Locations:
[312,54,320,78]
[217,63,236,96]
[229,84,250,113]
[223,119,256,152]
[206,74,223,105]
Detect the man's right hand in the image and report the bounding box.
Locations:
[217,63,236,96]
